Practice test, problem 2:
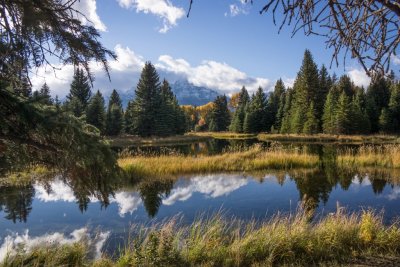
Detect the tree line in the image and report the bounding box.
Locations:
[30,50,400,137]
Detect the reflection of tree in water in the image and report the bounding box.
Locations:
[0,184,35,223]
[139,179,174,218]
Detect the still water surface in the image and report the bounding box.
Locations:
[1,140,400,258]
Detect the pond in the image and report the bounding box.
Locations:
[1,140,400,259]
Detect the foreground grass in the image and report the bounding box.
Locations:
[258,133,400,144]
[3,210,400,267]
[119,145,319,177]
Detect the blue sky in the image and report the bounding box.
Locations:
[32,0,373,97]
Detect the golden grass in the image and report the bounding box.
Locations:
[108,134,210,147]
[188,131,257,139]
[118,144,319,177]
[338,145,400,169]
[258,133,400,144]
[3,209,400,267]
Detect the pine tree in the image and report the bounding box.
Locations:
[288,50,320,133]
[280,88,293,133]
[131,62,162,137]
[366,77,391,132]
[86,90,106,134]
[322,86,339,134]
[337,75,354,97]
[335,91,352,134]
[33,83,53,105]
[379,108,392,133]
[316,65,331,126]
[388,82,400,133]
[124,100,135,134]
[248,87,268,132]
[105,89,124,136]
[208,95,230,132]
[66,68,91,117]
[350,89,371,134]
[303,101,319,134]
[274,91,286,131]
[229,86,250,132]
[266,79,285,131]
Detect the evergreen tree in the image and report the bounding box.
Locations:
[124,100,135,134]
[350,89,371,134]
[316,65,331,126]
[66,68,91,117]
[388,82,400,133]
[266,79,285,131]
[335,91,352,134]
[246,87,268,133]
[337,75,354,97]
[378,108,392,133]
[208,95,230,132]
[322,86,339,134]
[33,83,53,105]
[105,89,124,136]
[303,101,319,134]
[131,62,162,137]
[288,50,320,133]
[229,86,250,132]
[280,88,293,133]
[86,90,106,134]
[366,77,391,132]
[274,91,286,131]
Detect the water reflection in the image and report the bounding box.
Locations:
[1,143,400,223]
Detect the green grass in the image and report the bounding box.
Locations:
[3,209,400,267]
[258,133,400,144]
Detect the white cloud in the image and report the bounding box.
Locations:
[386,186,400,200]
[113,192,142,217]
[162,174,248,206]
[73,0,107,31]
[117,0,185,33]
[391,54,400,66]
[225,0,250,17]
[31,45,271,98]
[31,44,144,98]
[347,68,371,88]
[156,55,270,94]
[0,228,109,263]
[282,77,295,88]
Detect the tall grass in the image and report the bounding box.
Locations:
[3,209,400,267]
[118,144,319,177]
[338,145,400,168]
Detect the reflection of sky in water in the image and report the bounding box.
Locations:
[1,173,400,259]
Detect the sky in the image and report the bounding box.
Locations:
[32,0,384,98]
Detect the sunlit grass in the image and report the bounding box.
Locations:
[118,144,319,177]
[189,131,257,139]
[3,209,400,266]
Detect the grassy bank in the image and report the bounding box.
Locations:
[119,144,400,178]
[3,210,400,267]
[189,131,257,139]
[258,133,400,144]
[108,134,211,147]
[119,145,319,177]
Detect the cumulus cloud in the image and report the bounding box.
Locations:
[386,186,400,200]
[73,0,107,31]
[31,44,144,98]
[225,0,249,17]
[31,44,270,98]
[113,192,142,217]
[163,174,248,206]
[156,55,270,94]
[117,0,185,33]
[347,68,371,88]
[0,228,110,263]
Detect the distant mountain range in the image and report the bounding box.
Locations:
[117,80,220,108]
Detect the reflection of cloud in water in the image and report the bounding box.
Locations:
[351,175,372,187]
[34,181,142,217]
[386,187,400,200]
[113,192,142,217]
[0,228,109,263]
[163,174,248,206]
[35,180,76,202]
